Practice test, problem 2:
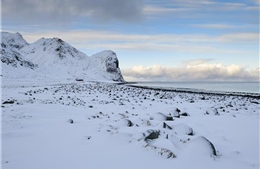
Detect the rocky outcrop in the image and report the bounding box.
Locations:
[89,50,125,82]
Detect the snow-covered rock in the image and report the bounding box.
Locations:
[171,123,193,136]
[1,32,37,69]
[151,112,174,121]
[182,136,217,157]
[1,32,28,49]
[1,32,125,82]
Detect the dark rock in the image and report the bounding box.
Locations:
[126,119,134,127]
[175,108,181,113]
[163,122,172,129]
[180,112,189,116]
[75,78,84,82]
[201,96,206,100]
[189,100,195,103]
[144,130,160,141]
[68,119,74,124]
[165,116,174,121]
[2,100,15,104]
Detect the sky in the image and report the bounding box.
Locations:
[1,0,259,81]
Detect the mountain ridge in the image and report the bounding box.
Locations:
[1,32,125,83]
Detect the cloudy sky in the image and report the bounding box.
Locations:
[2,0,259,81]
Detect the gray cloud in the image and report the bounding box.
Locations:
[2,0,144,24]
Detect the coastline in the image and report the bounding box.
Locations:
[126,84,260,99]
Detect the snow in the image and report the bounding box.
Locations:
[2,82,259,169]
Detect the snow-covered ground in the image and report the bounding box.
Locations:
[2,82,259,169]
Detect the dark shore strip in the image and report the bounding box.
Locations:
[125,84,260,100]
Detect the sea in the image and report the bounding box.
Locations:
[130,81,260,94]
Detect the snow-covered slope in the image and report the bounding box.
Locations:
[19,37,91,80]
[1,32,125,83]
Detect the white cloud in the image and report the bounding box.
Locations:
[216,33,259,42]
[143,5,190,15]
[182,59,214,66]
[20,30,258,44]
[122,64,260,81]
[192,24,235,29]
[144,0,250,16]
[19,30,258,54]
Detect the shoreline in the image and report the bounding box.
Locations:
[125,84,260,99]
[2,79,259,99]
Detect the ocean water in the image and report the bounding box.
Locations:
[131,81,260,94]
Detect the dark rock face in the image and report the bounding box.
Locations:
[1,48,37,69]
[106,55,119,73]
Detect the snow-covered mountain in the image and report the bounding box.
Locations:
[1,32,125,82]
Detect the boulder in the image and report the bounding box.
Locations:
[183,136,217,157]
[144,129,160,141]
[172,123,193,136]
[151,112,173,121]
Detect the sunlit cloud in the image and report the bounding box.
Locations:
[122,64,260,81]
